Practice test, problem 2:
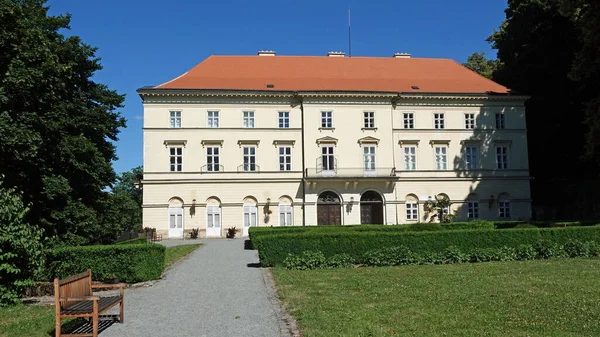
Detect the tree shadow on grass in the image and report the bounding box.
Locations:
[49,316,119,336]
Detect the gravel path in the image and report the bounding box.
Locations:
[101,238,291,337]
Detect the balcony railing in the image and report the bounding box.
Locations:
[200,164,224,173]
[305,167,396,178]
[237,164,260,173]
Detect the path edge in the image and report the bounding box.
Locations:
[261,267,301,337]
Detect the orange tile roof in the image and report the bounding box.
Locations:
[155,55,509,94]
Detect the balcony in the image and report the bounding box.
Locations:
[200,164,224,173]
[305,167,396,179]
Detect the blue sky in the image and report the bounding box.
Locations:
[47,0,507,175]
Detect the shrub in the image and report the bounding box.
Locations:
[585,241,600,256]
[283,251,326,270]
[45,243,166,283]
[444,220,494,230]
[254,226,600,266]
[363,246,415,266]
[470,248,496,262]
[406,223,442,231]
[325,253,355,268]
[0,183,44,306]
[563,240,588,257]
[115,238,148,245]
[190,228,199,239]
[443,246,469,264]
[226,227,237,239]
[515,244,536,260]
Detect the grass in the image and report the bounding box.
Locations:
[0,243,202,337]
[273,258,600,337]
[164,243,202,268]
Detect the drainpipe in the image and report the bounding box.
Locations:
[294,92,307,226]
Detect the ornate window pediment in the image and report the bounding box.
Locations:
[357,136,380,145]
[201,140,224,147]
[272,140,296,147]
[163,140,187,147]
[237,140,260,147]
[429,140,451,147]
[398,140,420,147]
[316,136,338,145]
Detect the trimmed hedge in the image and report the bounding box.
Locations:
[253,225,600,267]
[115,237,149,245]
[44,243,166,283]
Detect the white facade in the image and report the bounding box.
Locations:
[140,91,531,238]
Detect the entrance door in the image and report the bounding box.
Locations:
[243,205,257,236]
[206,206,221,237]
[317,191,341,225]
[360,191,384,224]
[168,206,184,238]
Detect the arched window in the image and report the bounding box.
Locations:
[466,193,479,219]
[278,196,293,226]
[498,193,511,219]
[243,196,258,235]
[206,197,221,237]
[168,197,184,238]
[405,194,419,221]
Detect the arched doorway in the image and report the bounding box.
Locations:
[360,191,384,224]
[317,191,341,225]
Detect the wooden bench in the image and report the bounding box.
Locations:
[54,269,125,337]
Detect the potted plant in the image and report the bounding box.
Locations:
[226,227,237,239]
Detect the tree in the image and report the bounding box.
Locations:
[0,178,44,306]
[462,52,502,79]
[0,0,126,245]
[100,167,143,235]
[423,194,456,223]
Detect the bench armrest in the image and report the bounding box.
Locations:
[91,283,126,289]
[59,296,100,302]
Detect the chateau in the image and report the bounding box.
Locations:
[138,51,531,238]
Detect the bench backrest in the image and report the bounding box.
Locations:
[54,269,92,307]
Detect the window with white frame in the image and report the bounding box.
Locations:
[496,146,509,169]
[465,146,478,170]
[168,206,183,230]
[169,147,183,172]
[243,205,257,228]
[467,201,479,219]
[363,112,375,128]
[170,111,181,128]
[406,202,418,220]
[496,113,505,129]
[465,113,475,129]
[434,146,448,170]
[243,111,255,128]
[363,146,376,172]
[278,112,290,128]
[207,205,221,229]
[434,113,445,129]
[498,200,511,218]
[279,147,292,171]
[404,146,417,170]
[403,113,414,129]
[321,146,335,171]
[279,204,293,226]
[321,111,333,128]
[207,111,219,128]
[207,147,220,172]
[243,147,256,172]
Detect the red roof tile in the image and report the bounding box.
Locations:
[155,55,509,94]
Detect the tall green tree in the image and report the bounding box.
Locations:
[0,0,126,245]
[100,167,143,234]
[462,52,502,79]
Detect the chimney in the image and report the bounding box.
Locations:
[257,50,276,56]
[393,52,411,59]
[327,51,345,57]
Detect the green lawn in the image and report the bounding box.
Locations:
[164,243,202,268]
[0,243,202,337]
[273,258,600,337]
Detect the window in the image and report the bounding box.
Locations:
[496,146,509,169]
[170,111,181,128]
[406,203,418,220]
[321,146,335,171]
[321,111,333,128]
[279,204,293,226]
[434,146,447,170]
[363,112,375,128]
[207,111,219,128]
[243,205,257,228]
[169,147,183,172]
[464,146,478,170]
[467,202,479,219]
[465,113,475,129]
[243,147,256,171]
[278,112,290,128]
[434,113,445,129]
[279,147,292,171]
[498,201,511,218]
[496,113,505,129]
[403,113,414,129]
[207,147,220,172]
[363,146,376,172]
[404,146,417,170]
[207,205,221,229]
[168,206,183,230]
[243,111,255,128]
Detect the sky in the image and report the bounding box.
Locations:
[47,0,508,175]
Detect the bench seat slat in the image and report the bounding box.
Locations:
[61,296,121,315]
